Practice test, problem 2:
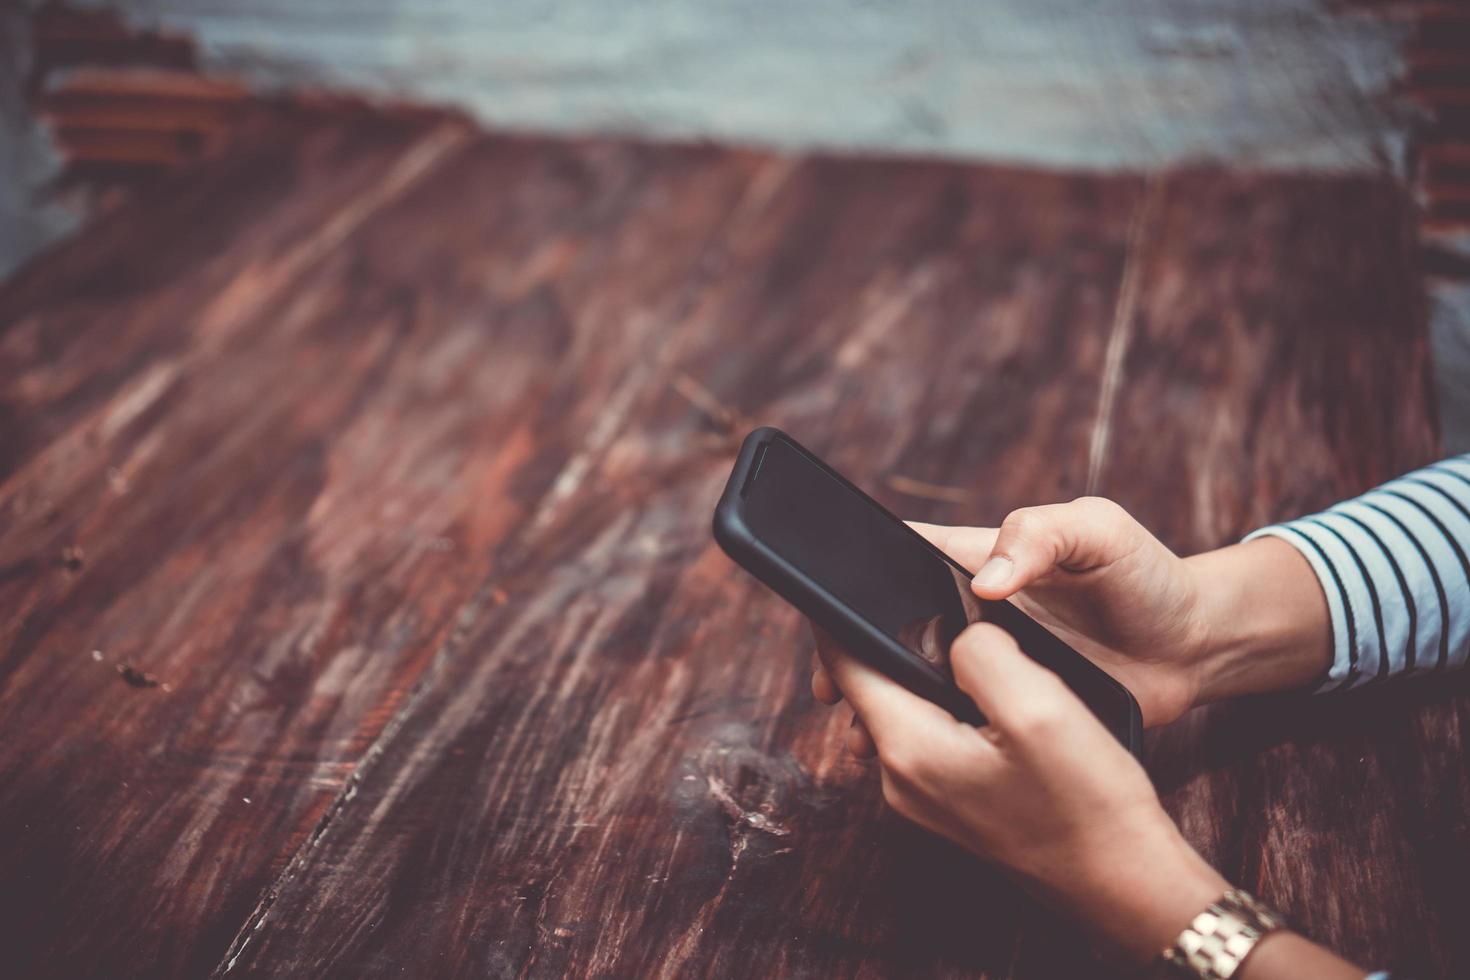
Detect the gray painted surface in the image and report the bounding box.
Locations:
[2,0,1413,280]
[104,0,1407,171]
[0,1,80,280]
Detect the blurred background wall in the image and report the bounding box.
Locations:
[2,1,78,277]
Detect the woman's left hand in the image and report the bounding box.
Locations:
[813,622,1228,963]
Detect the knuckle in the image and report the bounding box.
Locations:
[879,771,912,814]
[1072,495,1125,522]
[878,740,919,781]
[878,734,936,786]
[1008,697,1068,739]
[882,734,940,787]
[1003,507,1046,541]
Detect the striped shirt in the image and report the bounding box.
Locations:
[1245,454,1470,692]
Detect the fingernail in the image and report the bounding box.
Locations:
[973,555,1013,591]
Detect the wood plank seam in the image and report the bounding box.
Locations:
[206,150,778,978]
[193,121,474,356]
[1086,172,1168,497]
[209,570,510,978]
[206,329,675,976]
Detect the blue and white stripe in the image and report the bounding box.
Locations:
[1245,454,1470,692]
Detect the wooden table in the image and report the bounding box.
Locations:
[0,103,1459,978]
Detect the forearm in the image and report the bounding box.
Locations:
[1238,930,1365,980]
[1184,537,1333,704]
[1187,457,1470,703]
[1057,819,1366,978]
[1056,820,1230,963]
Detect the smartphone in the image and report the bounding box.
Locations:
[713,426,1144,756]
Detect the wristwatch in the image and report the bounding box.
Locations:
[1160,889,1285,979]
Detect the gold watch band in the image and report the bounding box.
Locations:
[1160,889,1285,979]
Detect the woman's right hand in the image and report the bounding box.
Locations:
[813,496,1333,743]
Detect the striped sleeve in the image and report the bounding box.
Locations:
[1243,454,1470,692]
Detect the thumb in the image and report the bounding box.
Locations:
[970,497,1138,599]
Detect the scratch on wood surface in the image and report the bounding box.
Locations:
[885,473,974,504]
[836,264,941,371]
[116,664,164,688]
[262,121,470,279]
[210,570,511,977]
[196,122,472,348]
[724,155,798,235]
[670,371,751,445]
[704,774,790,837]
[1086,174,1168,496]
[100,361,180,442]
[524,361,650,540]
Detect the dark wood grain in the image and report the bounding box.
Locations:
[200,151,1142,980]
[1095,172,1455,979]
[0,107,1452,978]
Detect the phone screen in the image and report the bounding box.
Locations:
[743,436,980,677]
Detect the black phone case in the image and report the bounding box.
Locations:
[713,427,1144,757]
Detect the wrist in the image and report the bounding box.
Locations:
[1060,819,1231,964]
[1182,537,1332,706]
